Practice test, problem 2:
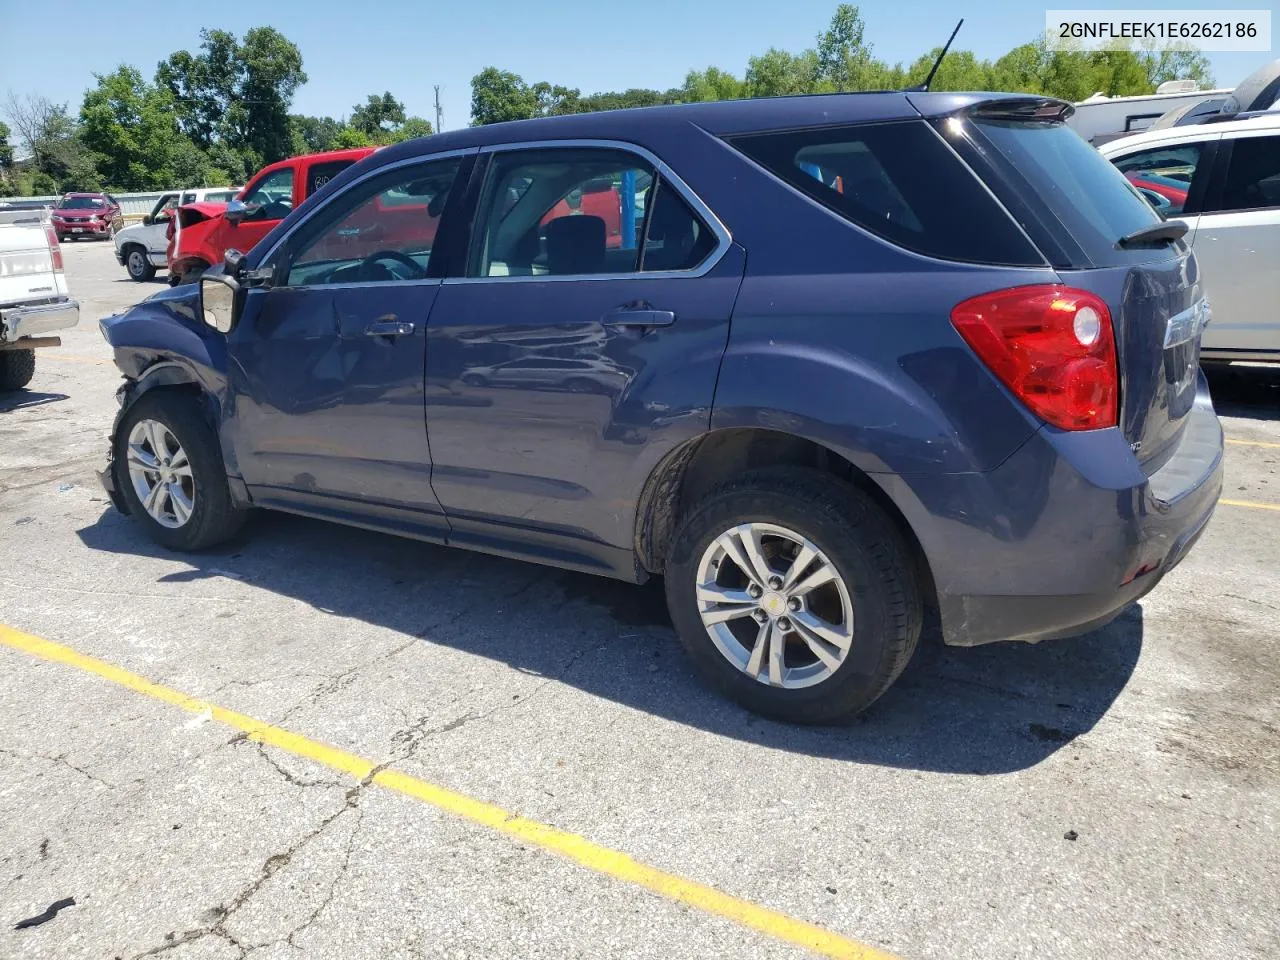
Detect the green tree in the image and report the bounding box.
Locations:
[391,116,434,142]
[350,92,406,137]
[80,66,193,189]
[332,126,374,148]
[682,67,746,102]
[290,114,344,152]
[746,48,825,97]
[4,93,89,186]
[904,48,993,91]
[470,67,540,125]
[156,27,306,169]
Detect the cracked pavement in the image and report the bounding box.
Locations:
[1,242,1278,959]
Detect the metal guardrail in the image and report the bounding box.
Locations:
[8,189,231,218]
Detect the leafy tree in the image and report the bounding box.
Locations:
[745,49,825,97]
[290,114,344,152]
[80,66,184,189]
[156,26,305,169]
[470,67,540,125]
[332,126,374,149]
[350,92,406,137]
[0,119,12,170]
[682,67,746,102]
[391,116,434,142]
[4,93,88,185]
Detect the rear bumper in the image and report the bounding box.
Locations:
[881,374,1224,646]
[0,298,80,343]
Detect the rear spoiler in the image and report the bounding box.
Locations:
[964,98,1075,123]
[907,93,1074,123]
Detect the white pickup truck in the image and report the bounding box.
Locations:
[113,186,237,282]
[0,208,80,391]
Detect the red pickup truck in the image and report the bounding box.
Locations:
[168,147,377,285]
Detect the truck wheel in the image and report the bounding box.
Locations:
[113,391,246,551]
[125,246,156,282]
[664,466,923,724]
[0,349,36,391]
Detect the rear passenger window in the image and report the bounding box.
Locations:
[470,148,718,278]
[729,121,1042,266]
[1214,135,1280,212]
[1111,143,1203,216]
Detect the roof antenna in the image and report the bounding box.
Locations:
[909,19,964,92]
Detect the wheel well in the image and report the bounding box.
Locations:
[634,428,936,604]
[130,377,216,429]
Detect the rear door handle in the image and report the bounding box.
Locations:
[365,320,415,337]
[602,308,676,328]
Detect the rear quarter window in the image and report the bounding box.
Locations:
[727,120,1043,266]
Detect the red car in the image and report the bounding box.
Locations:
[50,193,124,242]
[167,148,377,285]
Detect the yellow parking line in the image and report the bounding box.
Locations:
[1225,438,1280,450]
[1220,498,1280,512]
[0,624,894,960]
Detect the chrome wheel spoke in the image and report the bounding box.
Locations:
[127,443,160,470]
[716,528,767,589]
[696,582,755,608]
[767,622,785,685]
[701,604,756,626]
[168,484,194,525]
[781,542,819,591]
[144,420,167,461]
[169,447,189,471]
[745,620,771,679]
[789,562,837,598]
[142,478,165,515]
[792,610,852,654]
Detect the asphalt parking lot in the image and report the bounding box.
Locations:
[2,241,1278,960]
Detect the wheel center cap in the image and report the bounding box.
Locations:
[762,592,786,617]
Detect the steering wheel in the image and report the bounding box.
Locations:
[360,249,426,281]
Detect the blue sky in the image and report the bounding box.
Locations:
[0,0,1270,132]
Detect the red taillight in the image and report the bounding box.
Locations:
[951,284,1118,431]
[44,224,64,272]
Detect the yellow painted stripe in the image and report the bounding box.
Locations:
[0,624,894,960]
[1226,438,1280,450]
[1220,498,1280,512]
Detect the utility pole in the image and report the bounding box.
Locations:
[434,85,443,133]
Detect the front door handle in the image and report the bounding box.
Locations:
[602,308,676,328]
[365,320,415,337]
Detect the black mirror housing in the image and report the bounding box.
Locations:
[142,214,153,226]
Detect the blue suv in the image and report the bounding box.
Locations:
[98,92,1223,723]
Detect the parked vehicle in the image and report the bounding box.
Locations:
[114,188,237,282]
[0,208,79,390]
[1102,111,1280,363]
[50,193,123,242]
[98,92,1222,722]
[166,148,376,286]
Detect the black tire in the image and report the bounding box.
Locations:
[664,466,923,723]
[178,263,208,286]
[0,349,36,391]
[113,391,246,551]
[124,246,156,282]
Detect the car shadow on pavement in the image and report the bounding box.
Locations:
[0,391,70,412]
[78,508,1142,776]
[1205,363,1280,421]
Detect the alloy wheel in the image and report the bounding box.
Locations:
[694,522,854,689]
[126,418,196,528]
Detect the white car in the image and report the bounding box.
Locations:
[0,208,79,390]
[1100,113,1280,363]
[113,187,237,282]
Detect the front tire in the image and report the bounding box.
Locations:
[125,246,156,282]
[113,391,246,551]
[665,466,923,723]
[0,349,36,391]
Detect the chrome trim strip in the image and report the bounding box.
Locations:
[249,278,442,295]
[449,138,731,283]
[254,147,481,269]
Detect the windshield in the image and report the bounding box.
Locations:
[57,196,108,210]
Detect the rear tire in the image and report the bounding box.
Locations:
[113,391,246,551]
[0,349,36,391]
[664,466,923,723]
[125,246,156,282]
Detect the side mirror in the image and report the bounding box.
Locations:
[142,214,153,226]
[224,199,248,225]
[223,248,245,278]
[199,274,240,335]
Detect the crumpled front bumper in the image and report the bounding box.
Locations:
[0,298,80,343]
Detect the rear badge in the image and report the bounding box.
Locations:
[1163,300,1211,349]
